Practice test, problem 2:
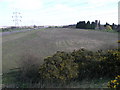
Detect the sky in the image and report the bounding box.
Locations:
[0,0,119,26]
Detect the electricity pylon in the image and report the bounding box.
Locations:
[12,12,22,27]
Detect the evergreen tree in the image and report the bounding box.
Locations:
[91,22,96,29]
[76,22,81,28]
[81,21,86,29]
[112,23,115,30]
[98,20,101,29]
[104,22,109,27]
[86,21,91,29]
[76,21,86,29]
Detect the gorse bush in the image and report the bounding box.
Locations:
[39,48,120,82]
[71,49,94,63]
[108,75,120,88]
[105,25,112,30]
[71,49,98,79]
[39,51,79,82]
[3,48,120,88]
[76,49,120,79]
[100,49,120,77]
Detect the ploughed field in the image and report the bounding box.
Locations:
[2,28,118,73]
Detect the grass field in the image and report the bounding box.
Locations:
[2,28,118,73]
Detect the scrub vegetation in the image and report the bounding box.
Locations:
[2,28,119,88]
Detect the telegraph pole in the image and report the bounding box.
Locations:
[12,11,22,27]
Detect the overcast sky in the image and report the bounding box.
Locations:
[0,0,119,26]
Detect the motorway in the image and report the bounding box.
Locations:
[2,29,36,36]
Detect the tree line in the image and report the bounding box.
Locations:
[76,20,119,31]
[76,21,97,29]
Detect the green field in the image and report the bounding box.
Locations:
[2,28,118,73]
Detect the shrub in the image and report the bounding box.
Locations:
[71,49,103,79]
[39,48,120,82]
[90,49,120,78]
[108,75,120,88]
[105,25,112,30]
[39,51,79,83]
[71,49,95,62]
[102,49,120,77]
[71,48,120,79]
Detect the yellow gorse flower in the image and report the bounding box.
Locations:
[114,85,116,88]
[108,75,120,88]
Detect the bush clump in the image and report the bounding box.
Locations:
[108,75,120,88]
[102,49,120,77]
[105,25,112,30]
[70,49,120,79]
[39,48,120,81]
[39,51,79,83]
[39,48,120,83]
